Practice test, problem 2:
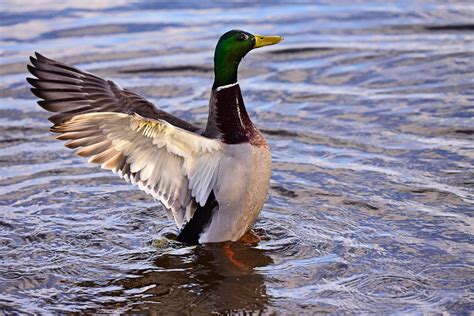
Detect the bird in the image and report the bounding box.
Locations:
[26,29,283,245]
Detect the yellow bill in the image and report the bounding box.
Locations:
[253,34,284,48]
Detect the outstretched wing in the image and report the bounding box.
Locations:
[27,53,220,228]
[51,112,223,228]
[27,52,199,132]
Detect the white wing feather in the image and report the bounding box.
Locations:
[52,112,223,228]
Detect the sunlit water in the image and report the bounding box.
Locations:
[1,1,473,314]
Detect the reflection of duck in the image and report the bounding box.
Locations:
[99,243,273,313]
[27,30,283,244]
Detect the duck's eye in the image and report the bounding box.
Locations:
[238,34,248,41]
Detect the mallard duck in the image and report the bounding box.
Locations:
[27,30,283,244]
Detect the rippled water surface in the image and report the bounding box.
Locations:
[1,1,473,314]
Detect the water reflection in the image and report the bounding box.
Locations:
[86,242,273,313]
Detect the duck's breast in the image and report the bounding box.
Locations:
[198,142,272,243]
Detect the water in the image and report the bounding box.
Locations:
[1,1,473,313]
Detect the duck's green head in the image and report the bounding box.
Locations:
[213,29,283,89]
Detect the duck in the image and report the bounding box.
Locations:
[26,29,283,244]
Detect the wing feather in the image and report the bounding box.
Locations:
[50,112,223,228]
[27,52,200,133]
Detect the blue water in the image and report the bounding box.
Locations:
[1,1,473,313]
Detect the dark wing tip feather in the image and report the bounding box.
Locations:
[26,77,38,87]
[48,112,74,124]
[29,56,41,68]
[30,88,43,99]
[37,100,53,111]
[29,55,37,65]
[35,52,48,61]
[33,52,52,64]
[26,64,38,77]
